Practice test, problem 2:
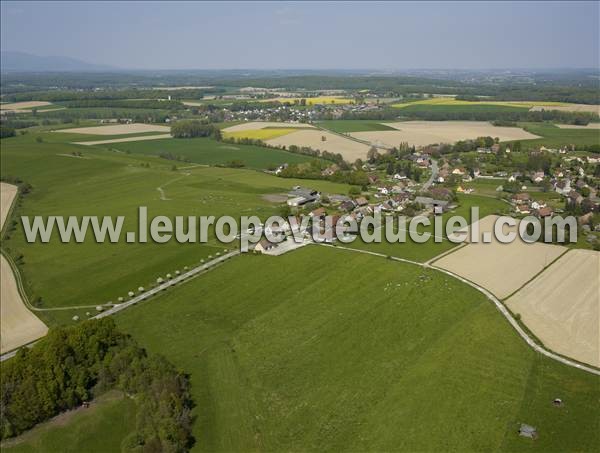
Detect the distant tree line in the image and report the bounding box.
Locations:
[2,88,223,103]
[61,99,184,110]
[0,319,194,451]
[398,108,599,125]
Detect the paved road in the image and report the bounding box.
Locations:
[0,250,240,361]
[316,243,600,376]
[95,250,239,319]
[421,158,438,191]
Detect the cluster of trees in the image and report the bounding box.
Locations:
[0,126,16,138]
[170,121,221,139]
[0,319,194,451]
[278,160,369,187]
[365,145,424,182]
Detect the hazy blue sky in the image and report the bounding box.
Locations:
[1,1,598,69]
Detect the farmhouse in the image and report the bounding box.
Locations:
[254,238,277,253]
[287,187,320,206]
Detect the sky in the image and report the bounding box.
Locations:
[1,1,599,70]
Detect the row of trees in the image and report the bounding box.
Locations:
[1,319,194,451]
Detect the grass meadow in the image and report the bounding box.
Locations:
[1,391,136,453]
[0,133,348,318]
[106,136,314,169]
[115,246,600,452]
[317,120,397,133]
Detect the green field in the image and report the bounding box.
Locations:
[105,136,315,169]
[317,120,397,133]
[0,133,349,320]
[115,246,599,452]
[515,122,600,149]
[396,103,528,116]
[2,391,136,453]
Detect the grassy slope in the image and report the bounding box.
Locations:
[0,134,348,318]
[106,136,314,169]
[2,392,136,453]
[116,246,599,452]
[317,120,397,133]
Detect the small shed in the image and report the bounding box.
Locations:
[519,424,538,439]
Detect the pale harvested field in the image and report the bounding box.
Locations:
[266,129,372,161]
[555,123,600,129]
[222,121,315,133]
[434,215,565,299]
[73,134,172,146]
[0,182,18,229]
[56,123,170,135]
[530,104,600,114]
[0,183,48,354]
[350,121,540,147]
[506,249,599,367]
[0,101,52,110]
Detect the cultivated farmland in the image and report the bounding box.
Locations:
[73,134,172,146]
[221,121,315,133]
[55,123,170,135]
[0,101,53,111]
[0,182,48,354]
[350,121,540,147]
[266,129,372,161]
[222,128,298,141]
[432,215,566,299]
[506,249,599,368]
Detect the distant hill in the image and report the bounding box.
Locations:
[1,51,115,72]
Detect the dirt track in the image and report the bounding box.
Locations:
[0,183,48,354]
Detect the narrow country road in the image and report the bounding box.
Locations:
[421,158,438,191]
[0,250,240,361]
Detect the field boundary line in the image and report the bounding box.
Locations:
[501,247,570,302]
[314,243,600,376]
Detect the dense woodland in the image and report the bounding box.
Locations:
[2,70,599,104]
[0,319,194,452]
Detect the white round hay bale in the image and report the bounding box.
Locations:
[118,297,124,302]
[156,277,164,284]
[138,286,144,292]
[175,270,180,275]
[72,315,79,321]
[166,273,172,279]
[184,266,189,271]
[96,306,104,312]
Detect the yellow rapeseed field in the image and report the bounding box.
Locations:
[222,127,299,141]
